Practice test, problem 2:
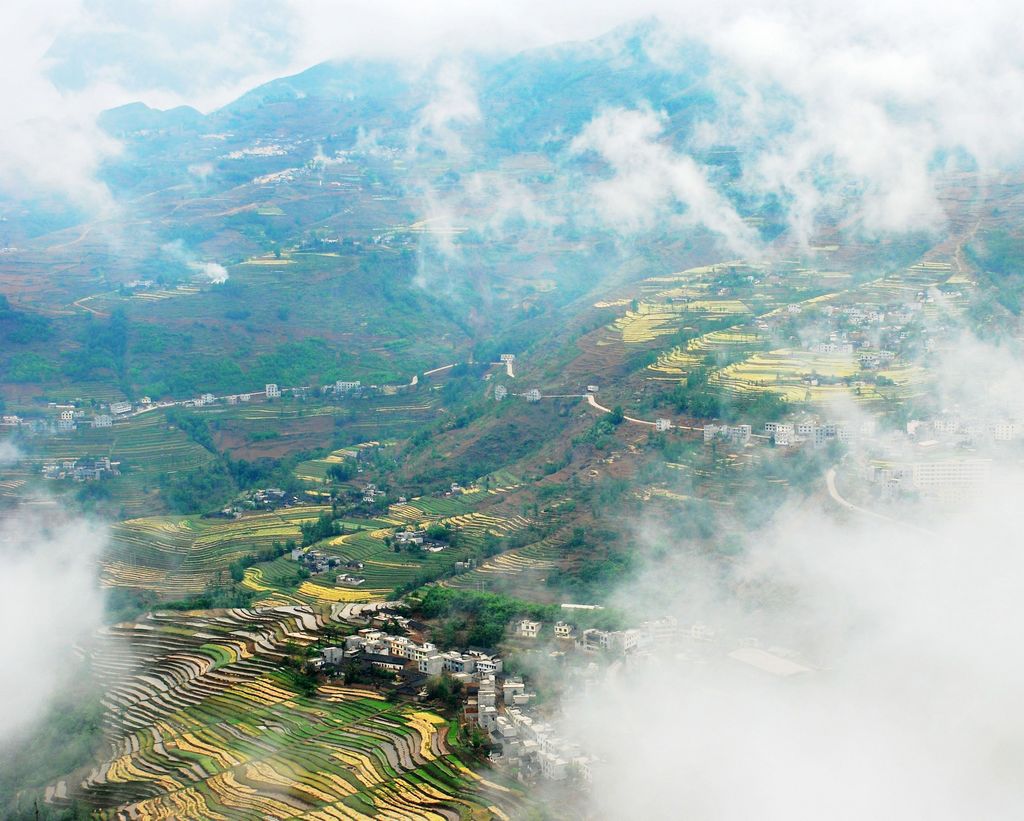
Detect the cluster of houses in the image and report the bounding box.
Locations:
[245,487,297,509]
[2,407,121,435]
[703,423,753,445]
[394,530,446,553]
[858,348,899,370]
[473,681,591,783]
[773,297,932,369]
[1,367,420,446]
[328,380,362,396]
[291,547,365,584]
[361,482,385,505]
[317,624,594,782]
[319,629,504,681]
[701,416,879,449]
[293,548,341,574]
[808,340,855,355]
[856,412,1019,500]
[42,456,120,481]
[514,616,679,657]
[764,417,876,448]
[907,415,1017,444]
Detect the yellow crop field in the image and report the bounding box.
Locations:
[613,299,752,344]
[648,328,763,378]
[297,580,390,602]
[709,348,925,403]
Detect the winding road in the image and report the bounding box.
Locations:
[825,467,934,535]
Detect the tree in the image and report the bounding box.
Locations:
[609,405,625,425]
[326,460,355,482]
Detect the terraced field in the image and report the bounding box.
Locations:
[46,607,521,820]
[294,443,380,484]
[103,507,333,597]
[203,394,440,442]
[611,298,753,344]
[648,328,764,380]
[299,509,533,596]
[6,411,216,515]
[709,348,927,403]
[445,525,566,601]
[25,412,214,477]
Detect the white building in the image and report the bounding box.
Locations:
[516,619,542,639]
[575,628,641,654]
[640,617,678,645]
[407,642,437,662]
[911,459,990,496]
[868,459,991,499]
[989,421,1017,441]
[554,621,575,639]
[92,415,113,428]
[335,380,361,393]
[765,422,794,446]
[728,647,813,677]
[109,401,131,415]
[443,652,476,675]
[704,424,752,445]
[473,654,503,676]
[525,389,541,402]
[494,384,508,401]
[265,383,281,399]
[655,418,672,432]
[419,655,445,676]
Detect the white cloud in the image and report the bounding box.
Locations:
[570,106,759,254]
[0,441,21,466]
[2,1,1024,241]
[558,332,1024,819]
[565,483,1024,819]
[407,61,481,160]
[0,510,106,743]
